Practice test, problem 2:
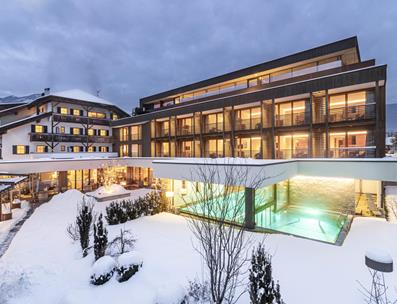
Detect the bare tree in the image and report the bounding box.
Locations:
[183,159,269,304]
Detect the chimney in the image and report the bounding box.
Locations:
[44,88,50,96]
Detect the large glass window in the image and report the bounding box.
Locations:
[235,107,261,130]
[120,127,128,141]
[131,144,141,157]
[206,139,223,158]
[130,125,141,140]
[276,134,308,159]
[329,130,372,158]
[180,141,193,157]
[120,144,129,157]
[178,117,193,135]
[205,112,223,133]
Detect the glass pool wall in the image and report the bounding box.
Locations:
[255,176,356,243]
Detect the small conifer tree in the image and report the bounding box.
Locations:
[76,196,94,257]
[94,213,108,261]
[249,243,284,304]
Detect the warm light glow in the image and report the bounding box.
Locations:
[348,131,368,135]
[180,188,187,196]
[165,191,174,198]
[120,181,127,186]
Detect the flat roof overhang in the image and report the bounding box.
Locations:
[0,157,396,187]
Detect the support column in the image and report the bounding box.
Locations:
[273,184,278,212]
[244,187,255,229]
[58,171,68,192]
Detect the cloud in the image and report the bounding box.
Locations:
[0,0,396,113]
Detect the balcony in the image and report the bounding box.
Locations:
[53,114,110,126]
[203,122,223,133]
[204,150,223,158]
[156,128,170,137]
[30,133,113,143]
[177,125,193,136]
[328,147,376,158]
[329,104,376,123]
[179,151,192,157]
[276,148,309,159]
[235,118,262,131]
[275,112,307,127]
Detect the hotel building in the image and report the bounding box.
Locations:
[0,37,393,244]
[113,36,386,160]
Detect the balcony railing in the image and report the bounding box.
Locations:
[235,118,262,131]
[236,150,262,159]
[177,125,193,136]
[157,128,170,137]
[30,133,112,143]
[204,150,223,158]
[179,151,192,157]
[328,147,376,158]
[203,123,223,133]
[276,148,309,159]
[130,134,141,141]
[53,114,110,126]
[275,112,307,127]
[328,104,376,123]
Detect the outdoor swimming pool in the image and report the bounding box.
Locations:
[179,190,347,244]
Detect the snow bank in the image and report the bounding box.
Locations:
[92,256,117,277]
[118,251,143,267]
[154,284,185,304]
[87,184,129,198]
[366,248,393,264]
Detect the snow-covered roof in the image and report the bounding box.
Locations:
[48,89,114,106]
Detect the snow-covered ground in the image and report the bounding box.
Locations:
[1,189,397,304]
[386,186,397,222]
[0,200,29,244]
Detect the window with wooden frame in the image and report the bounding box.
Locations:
[36,145,46,153]
[88,111,106,119]
[59,107,68,115]
[72,146,81,153]
[71,128,81,135]
[99,129,108,137]
[60,145,66,152]
[99,146,109,152]
[13,145,29,155]
[87,128,95,136]
[72,109,81,116]
[87,146,94,152]
[34,125,45,133]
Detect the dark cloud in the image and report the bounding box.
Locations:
[0,0,396,113]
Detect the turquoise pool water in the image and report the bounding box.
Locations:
[255,206,346,243]
[179,192,346,243]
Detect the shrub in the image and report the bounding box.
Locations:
[180,280,210,304]
[105,191,166,225]
[94,213,108,261]
[66,222,80,242]
[76,196,95,257]
[105,201,128,225]
[107,228,136,256]
[116,251,143,282]
[90,256,116,286]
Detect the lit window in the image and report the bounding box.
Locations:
[72,128,81,135]
[131,126,140,140]
[60,145,65,152]
[99,129,107,136]
[100,146,108,152]
[88,111,106,119]
[131,144,140,157]
[60,107,68,115]
[36,145,46,153]
[87,129,95,136]
[73,109,81,116]
[72,146,81,153]
[34,125,44,133]
[112,114,118,120]
[15,145,27,154]
[120,127,128,141]
[120,144,129,156]
[87,146,94,152]
[60,126,65,134]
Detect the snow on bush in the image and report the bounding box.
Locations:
[116,251,143,282]
[90,256,116,286]
[154,284,186,304]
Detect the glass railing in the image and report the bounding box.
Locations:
[329,104,376,123]
[275,112,307,127]
[204,150,223,158]
[235,118,262,130]
[157,128,169,137]
[276,148,309,159]
[203,123,223,133]
[328,147,376,158]
[160,60,343,107]
[177,125,193,135]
